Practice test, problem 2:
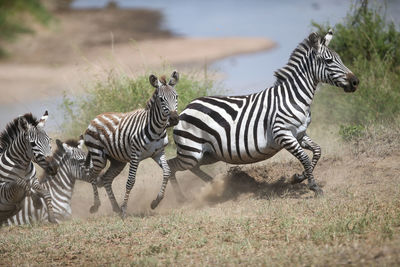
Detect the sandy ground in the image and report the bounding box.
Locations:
[0,8,275,105]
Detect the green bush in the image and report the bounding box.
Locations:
[312,0,400,127]
[312,1,400,72]
[339,124,365,142]
[60,69,216,148]
[0,0,52,57]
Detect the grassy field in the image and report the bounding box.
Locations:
[1,128,399,266]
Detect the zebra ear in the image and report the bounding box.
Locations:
[168,70,179,86]
[56,139,65,152]
[322,29,333,47]
[37,110,48,128]
[62,143,73,154]
[149,74,159,88]
[78,136,84,149]
[308,32,321,53]
[18,116,29,131]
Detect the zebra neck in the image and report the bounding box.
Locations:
[2,134,32,169]
[43,158,75,200]
[275,57,319,107]
[147,105,168,136]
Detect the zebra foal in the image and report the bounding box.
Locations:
[0,111,58,223]
[84,71,180,217]
[162,30,359,206]
[4,138,92,225]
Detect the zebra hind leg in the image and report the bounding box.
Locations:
[120,155,139,219]
[101,159,127,214]
[190,152,218,183]
[150,151,170,209]
[275,132,323,196]
[292,135,322,184]
[166,155,203,204]
[190,167,214,183]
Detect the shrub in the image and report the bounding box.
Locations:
[312,0,400,127]
[0,0,52,57]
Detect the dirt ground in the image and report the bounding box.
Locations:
[0,8,275,105]
[1,133,399,266]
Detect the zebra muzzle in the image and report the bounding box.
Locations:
[168,111,179,127]
[344,73,359,92]
[45,156,58,176]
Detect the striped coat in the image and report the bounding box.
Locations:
[5,139,92,225]
[84,71,180,217]
[163,31,359,205]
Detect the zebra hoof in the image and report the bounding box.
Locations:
[89,205,99,214]
[151,199,160,210]
[119,204,127,219]
[291,173,306,184]
[314,188,324,197]
[48,217,57,224]
[309,183,324,197]
[113,206,122,214]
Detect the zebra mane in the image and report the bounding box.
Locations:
[145,89,158,110]
[0,113,38,152]
[159,75,167,85]
[145,75,169,110]
[273,35,316,86]
[53,139,80,158]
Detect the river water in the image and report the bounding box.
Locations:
[72,0,400,94]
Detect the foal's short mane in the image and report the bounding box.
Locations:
[0,113,38,152]
[145,75,167,110]
[53,139,80,159]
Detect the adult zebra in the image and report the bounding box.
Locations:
[161,30,359,207]
[5,138,92,225]
[84,71,180,217]
[0,111,58,223]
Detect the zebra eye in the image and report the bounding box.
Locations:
[30,141,36,147]
[325,58,333,64]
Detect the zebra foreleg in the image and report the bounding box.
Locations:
[100,159,127,214]
[150,151,170,209]
[89,183,101,213]
[292,134,322,184]
[87,151,107,213]
[120,154,139,219]
[275,132,323,196]
[31,179,57,224]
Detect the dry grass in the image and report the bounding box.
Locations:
[1,129,400,266]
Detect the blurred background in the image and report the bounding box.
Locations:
[0,0,399,141]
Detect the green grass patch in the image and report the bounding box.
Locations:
[312,1,400,134]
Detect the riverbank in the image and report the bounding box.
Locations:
[0,8,275,106]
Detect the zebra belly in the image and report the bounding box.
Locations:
[138,136,168,160]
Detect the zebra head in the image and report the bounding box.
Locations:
[56,138,93,181]
[309,29,359,92]
[149,71,180,127]
[22,111,58,175]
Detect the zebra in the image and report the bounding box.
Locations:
[160,30,359,208]
[4,138,92,225]
[0,111,59,224]
[84,71,180,217]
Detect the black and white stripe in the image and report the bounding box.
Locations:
[165,30,359,203]
[5,138,92,225]
[0,111,58,224]
[84,71,180,217]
